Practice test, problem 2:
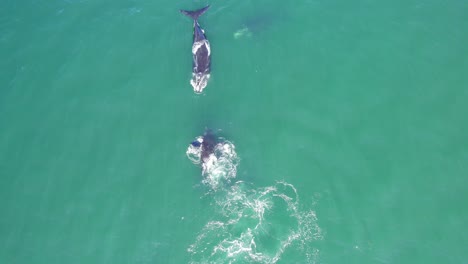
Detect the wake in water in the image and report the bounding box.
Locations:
[186,131,239,191]
[186,132,322,263]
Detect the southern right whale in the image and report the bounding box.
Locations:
[180,6,211,93]
[191,129,217,164]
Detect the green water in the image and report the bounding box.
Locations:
[1,0,467,263]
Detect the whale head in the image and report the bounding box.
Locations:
[191,73,210,93]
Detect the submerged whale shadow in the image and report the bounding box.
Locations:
[233,9,288,39]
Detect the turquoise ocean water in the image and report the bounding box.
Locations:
[1,0,467,263]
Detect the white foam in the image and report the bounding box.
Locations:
[186,137,322,263]
[186,138,239,190]
[186,137,203,164]
[190,73,210,94]
[187,181,323,263]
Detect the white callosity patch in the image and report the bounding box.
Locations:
[192,39,211,56]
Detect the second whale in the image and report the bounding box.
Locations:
[180,5,211,93]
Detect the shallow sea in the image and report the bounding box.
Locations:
[0,0,467,263]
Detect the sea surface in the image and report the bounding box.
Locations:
[1,0,467,263]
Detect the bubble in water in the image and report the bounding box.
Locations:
[187,181,323,263]
[186,135,322,263]
[186,137,239,191]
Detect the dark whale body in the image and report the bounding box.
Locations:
[180,6,211,93]
[190,129,218,163]
[200,130,216,162]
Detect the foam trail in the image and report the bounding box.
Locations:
[186,134,322,263]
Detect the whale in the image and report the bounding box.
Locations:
[180,6,211,93]
[187,130,239,186]
[191,129,217,163]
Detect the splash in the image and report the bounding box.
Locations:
[186,135,322,263]
[190,73,211,94]
[186,137,239,190]
[187,181,322,263]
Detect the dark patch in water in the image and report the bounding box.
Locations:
[242,13,276,34]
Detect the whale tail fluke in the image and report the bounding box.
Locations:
[180,5,210,21]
